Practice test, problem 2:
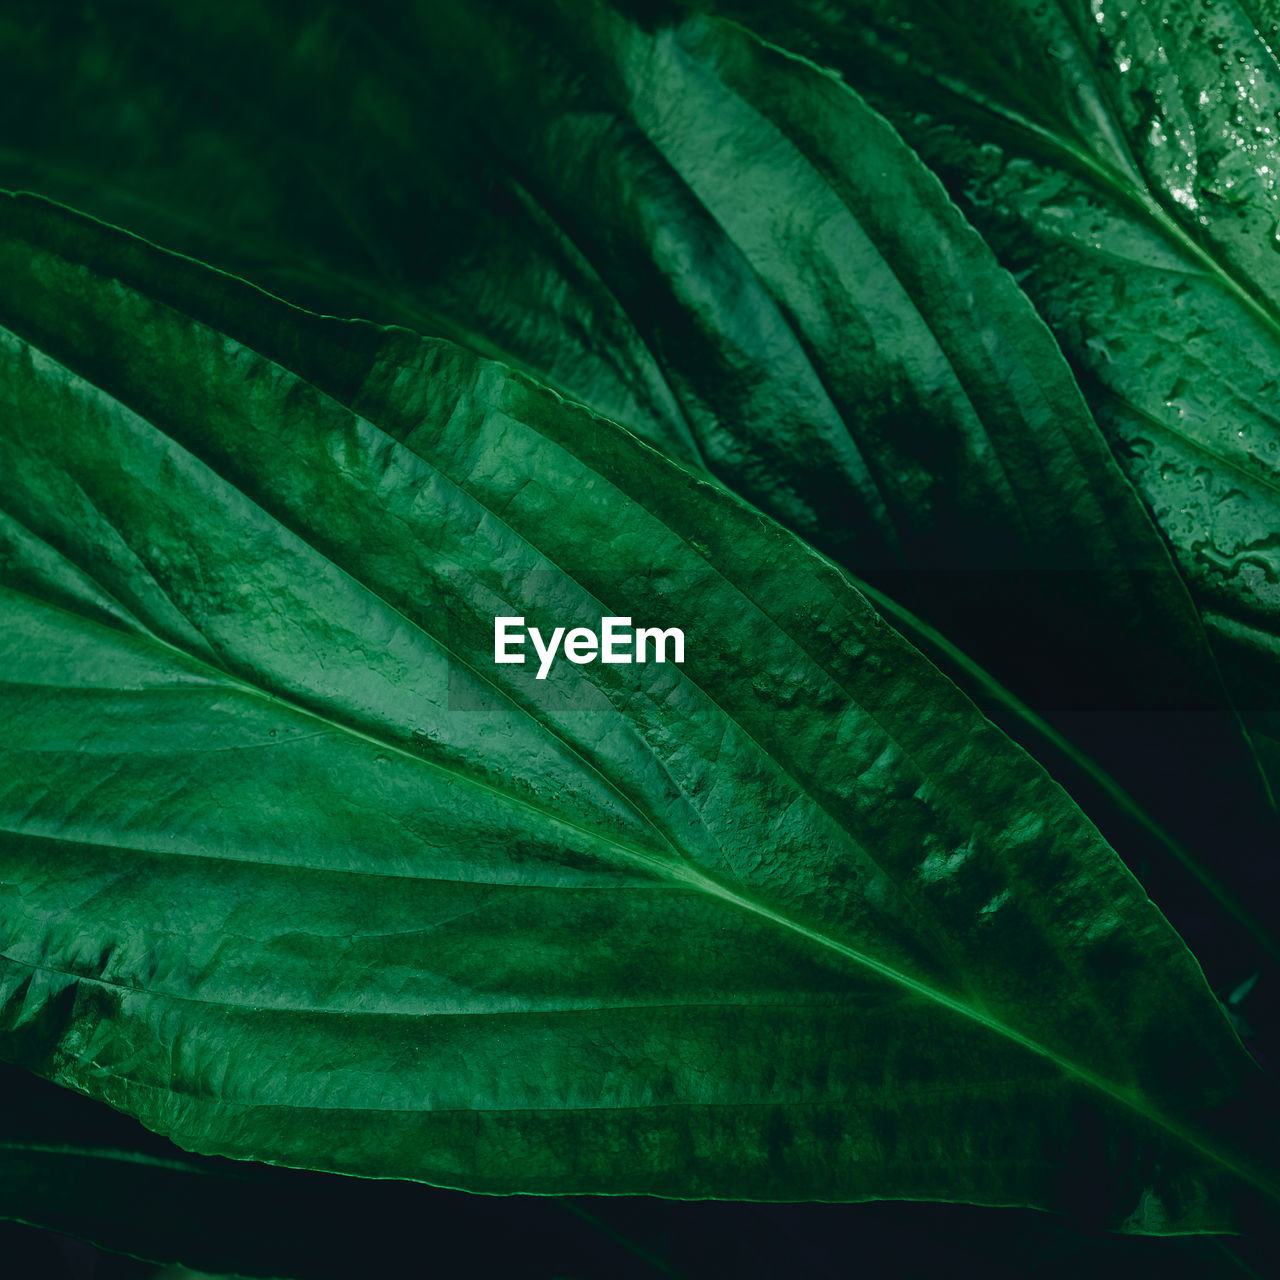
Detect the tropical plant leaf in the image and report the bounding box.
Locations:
[0,192,1274,1232]
[0,0,1272,984]
[680,0,1280,796]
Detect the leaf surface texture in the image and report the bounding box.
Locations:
[0,195,1271,1230]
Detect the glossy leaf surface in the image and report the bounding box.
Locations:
[0,195,1272,1229]
[0,0,1270,981]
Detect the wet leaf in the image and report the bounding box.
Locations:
[679,0,1280,802]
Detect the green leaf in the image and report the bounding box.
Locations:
[3,1062,1269,1280]
[682,0,1280,793]
[0,193,1273,1231]
[0,0,1271,977]
[0,1064,684,1279]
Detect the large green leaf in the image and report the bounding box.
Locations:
[681,0,1280,796]
[0,193,1274,1231]
[0,0,1271,984]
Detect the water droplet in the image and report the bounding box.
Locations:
[1191,534,1280,583]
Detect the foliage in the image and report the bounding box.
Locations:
[0,1,1277,1274]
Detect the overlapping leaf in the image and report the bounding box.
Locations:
[0,194,1273,1229]
[1,1072,1267,1280]
[0,0,1270,974]
[684,0,1280,796]
[0,1065,683,1280]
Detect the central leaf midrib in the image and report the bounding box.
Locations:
[0,950,864,1022]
